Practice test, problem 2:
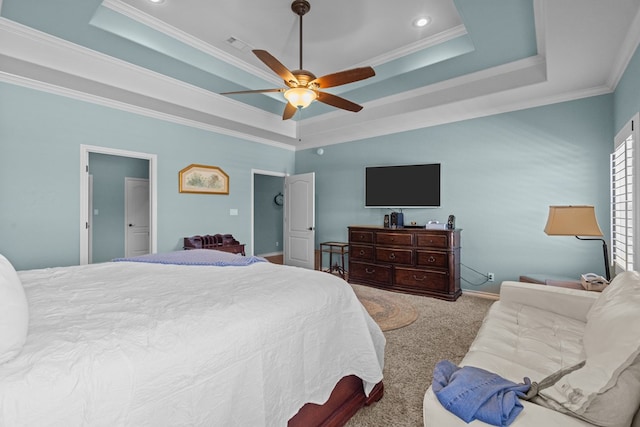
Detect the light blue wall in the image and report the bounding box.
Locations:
[614,44,640,133]
[89,153,149,263]
[0,82,295,270]
[1,70,630,285]
[296,95,613,293]
[254,174,284,255]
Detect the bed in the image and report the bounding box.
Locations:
[0,250,385,426]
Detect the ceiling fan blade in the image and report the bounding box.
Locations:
[221,88,284,95]
[282,102,298,120]
[316,91,363,112]
[253,50,299,86]
[310,67,375,89]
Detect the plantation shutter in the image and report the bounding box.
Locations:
[611,116,637,273]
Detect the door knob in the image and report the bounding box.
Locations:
[129,224,134,227]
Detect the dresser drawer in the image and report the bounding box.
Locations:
[350,230,374,244]
[416,250,448,269]
[416,234,448,248]
[375,247,413,265]
[349,261,392,285]
[376,232,413,246]
[351,244,374,261]
[395,267,449,292]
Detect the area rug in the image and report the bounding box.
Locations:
[351,284,419,331]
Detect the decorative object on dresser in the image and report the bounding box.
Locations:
[183,234,245,255]
[348,226,461,301]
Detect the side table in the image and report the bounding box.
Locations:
[519,274,583,290]
[319,242,349,279]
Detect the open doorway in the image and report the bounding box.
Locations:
[252,169,285,263]
[80,145,157,265]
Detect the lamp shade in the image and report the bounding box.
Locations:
[544,205,603,236]
[283,88,317,109]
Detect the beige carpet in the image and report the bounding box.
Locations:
[352,284,419,331]
[346,290,495,427]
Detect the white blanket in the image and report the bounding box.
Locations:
[1,261,385,426]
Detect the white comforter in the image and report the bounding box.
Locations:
[0,261,385,426]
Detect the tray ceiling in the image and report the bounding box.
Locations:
[0,0,639,149]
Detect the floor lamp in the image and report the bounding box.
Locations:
[544,205,611,281]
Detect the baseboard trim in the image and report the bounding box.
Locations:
[257,251,283,258]
[462,289,500,300]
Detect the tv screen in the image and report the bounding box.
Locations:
[365,163,441,208]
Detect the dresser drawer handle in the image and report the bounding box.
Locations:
[365,268,376,274]
[428,256,436,263]
[388,253,396,260]
[359,250,365,256]
[413,275,427,281]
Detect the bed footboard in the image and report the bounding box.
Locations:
[288,376,384,427]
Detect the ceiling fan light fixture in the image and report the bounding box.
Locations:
[284,87,317,109]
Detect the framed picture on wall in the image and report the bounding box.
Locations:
[179,164,229,194]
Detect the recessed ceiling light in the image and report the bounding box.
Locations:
[148,0,165,4]
[413,16,431,28]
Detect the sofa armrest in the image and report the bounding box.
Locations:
[499,281,599,322]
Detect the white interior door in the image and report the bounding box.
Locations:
[88,174,94,264]
[284,172,315,269]
[125,177,150,257]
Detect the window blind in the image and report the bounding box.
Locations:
[611,122,635,273]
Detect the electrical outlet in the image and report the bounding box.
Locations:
[488,272,495,282]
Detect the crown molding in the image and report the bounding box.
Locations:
[294,53,618,150]
[0,62,296,151]
[0,15,556,152]
[356,25,468,68]
[533,0,546,57]
[0,0,628,154]
[0,18,297,142]
[606,4,640,90]
[101,0,281,86]
[295,81,612,151]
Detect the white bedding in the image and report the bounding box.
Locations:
[0,260,385,426]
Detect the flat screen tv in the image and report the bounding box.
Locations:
[365,163,441,208]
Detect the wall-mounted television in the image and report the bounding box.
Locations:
[365,163,441,208]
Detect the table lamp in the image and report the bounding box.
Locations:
[544,205,611,281]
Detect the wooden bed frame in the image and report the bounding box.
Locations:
[289,376,384,426]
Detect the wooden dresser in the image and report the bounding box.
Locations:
[348,226,461,301]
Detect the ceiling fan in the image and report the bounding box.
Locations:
[221,0,375,120]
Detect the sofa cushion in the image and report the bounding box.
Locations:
[0,254,29,364]
[462,301,586,381]
[536,271,640,427]
[424,299,594,427]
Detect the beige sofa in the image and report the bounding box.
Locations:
[423,271,640,427]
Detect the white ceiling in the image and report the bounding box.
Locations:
[118,0,465,76]
[0,0,639,150]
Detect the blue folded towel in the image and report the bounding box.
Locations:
[432,360,531,427]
